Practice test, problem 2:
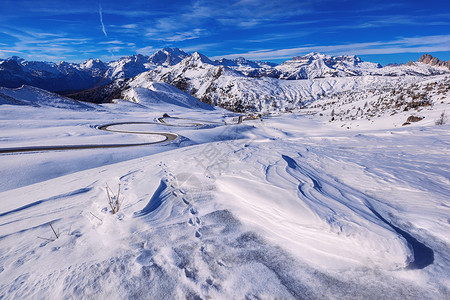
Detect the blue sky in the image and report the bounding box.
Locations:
[1,0,450,65]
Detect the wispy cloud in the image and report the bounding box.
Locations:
[0,27,94,61]
[136,46,156,56]
[147,29,205,42]
[99,5,107,37]
[182,43,221,52]
[0,49,21,59]
[211,34,450,61]
[122,24,138,29]
[99,40,125,45]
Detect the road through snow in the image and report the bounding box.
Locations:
[0,121,181,154]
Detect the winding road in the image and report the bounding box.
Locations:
[0,120,181,154]
[0,115,252,154]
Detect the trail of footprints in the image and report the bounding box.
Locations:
[174,182,203,239]
[110,162,206,242]
[159,162,204,239]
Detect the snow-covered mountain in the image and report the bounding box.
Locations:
[417,53,450,69]
[111,51,447,112]
[103,54,153,81]
[148,47,190,66]
[212,52,450,80]
[0,57,105,92]
[0,48,189,92]
[215,57,280,78]
[275,52,381,79]
[2,50,450,112]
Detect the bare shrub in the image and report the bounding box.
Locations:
[106,183,121,214]
[435,111,447,125]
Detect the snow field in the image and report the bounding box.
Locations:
[0,79,449,299]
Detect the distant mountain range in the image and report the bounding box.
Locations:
[62,52,449,112]
[1,48,450,112]
[0,48,189,92]
[2,48,449,95]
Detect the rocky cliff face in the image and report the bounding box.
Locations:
[418,54,450,69]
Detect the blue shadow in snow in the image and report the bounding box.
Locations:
[134,180,168,217]
[367,206,434,269]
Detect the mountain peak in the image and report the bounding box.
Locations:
[162,47,184,54]
[149,48,188,66]
[79,58,106,70]
[189,52,216,65]
[7,56,26,63]
[418,54,450,69]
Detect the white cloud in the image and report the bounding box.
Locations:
[211,35,450,61]
[122,24,137,29]
[99,40,126,45]
[99,5,107,37]
[0,49,20,58]
[182,43,220,52]
[136,46,156,56]
[0,28,95,61]
[146,28,205,42]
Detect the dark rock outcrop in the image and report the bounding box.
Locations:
[418,54,450,69]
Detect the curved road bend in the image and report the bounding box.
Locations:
[0,122,178,154]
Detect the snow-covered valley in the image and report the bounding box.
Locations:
[0,75,449,299]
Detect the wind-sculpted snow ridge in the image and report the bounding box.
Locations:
[279,153,433,270]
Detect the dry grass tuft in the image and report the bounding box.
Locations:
[106,183,121,214]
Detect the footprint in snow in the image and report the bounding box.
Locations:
[188,217,201,226]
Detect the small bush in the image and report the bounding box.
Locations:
[435,111,447,125]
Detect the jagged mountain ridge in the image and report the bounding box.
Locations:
[78,52,429,113]
[116,52,448,111]
[2,50,449,93]
[3,50,450,112]
[416,54,450,69]
[0,48,188,92]
[275,52,381,79]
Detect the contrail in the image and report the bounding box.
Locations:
[99,4,107,37]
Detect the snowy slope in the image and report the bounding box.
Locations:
[305,74,450,129]
[123,81,214,110]
[0,85,449,299]
[0,85,95,110]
